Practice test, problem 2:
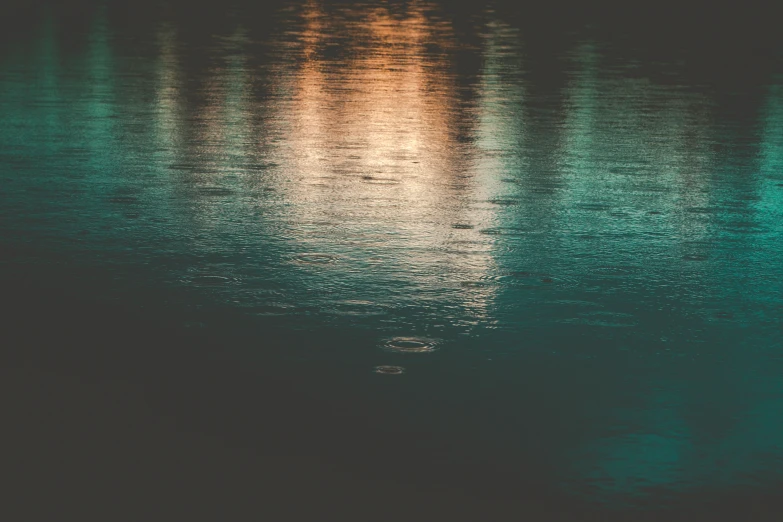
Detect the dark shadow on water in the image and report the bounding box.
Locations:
[2,260,782,521]
[0,261,587,520]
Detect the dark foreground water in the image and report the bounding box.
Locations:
[2,1,782,520]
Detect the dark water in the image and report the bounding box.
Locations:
[2,1,783,519]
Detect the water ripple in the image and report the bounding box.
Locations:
[381,337,440,354]
[373,365,405,375]
[294,253,338,265]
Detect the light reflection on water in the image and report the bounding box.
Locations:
[1,0,783,512]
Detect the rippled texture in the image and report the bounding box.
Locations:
[1,1,782,517]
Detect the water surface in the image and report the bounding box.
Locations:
[2,1,782,518]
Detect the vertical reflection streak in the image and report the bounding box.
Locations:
[273,1,498,329]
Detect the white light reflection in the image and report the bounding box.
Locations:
[260,1,501,331]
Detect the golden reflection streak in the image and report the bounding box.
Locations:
[276,1,498,323]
